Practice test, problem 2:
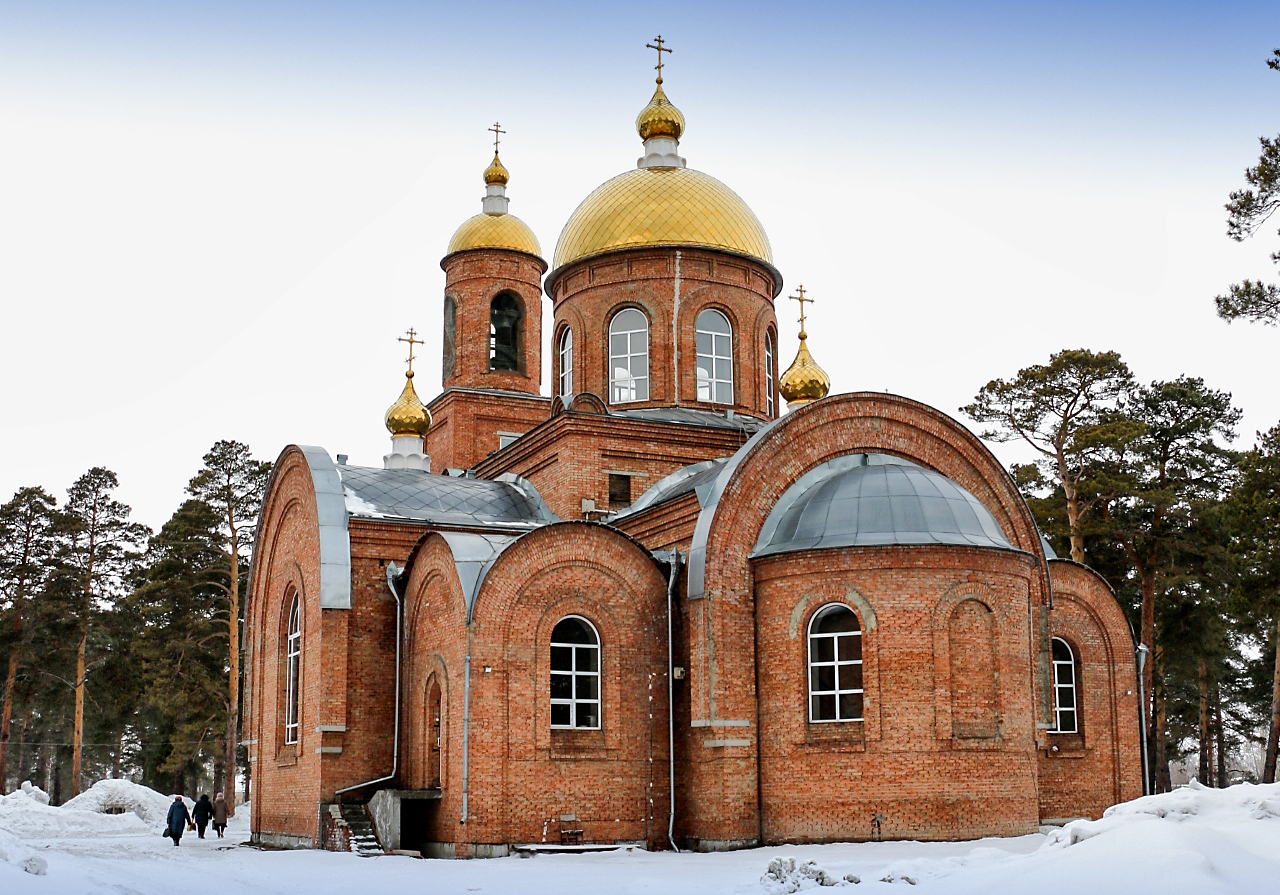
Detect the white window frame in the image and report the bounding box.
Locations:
[608,309,649,404]
[807,603,863,723]
[285,594,301,745]
[558,327,573,400]
[695,309,734,404]
[765,330,776,417]
[1051,636,1078,733]
[550,615,601,730]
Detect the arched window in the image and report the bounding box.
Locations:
[695,309,733,404]
[550,616,600,729]
[609,309,649,403]
[284,594,301,745]
[558,327,573,400]
[1051,637,1078,733]
[490,294,522,372]
[808,604,863,722]
[443,295,457,380]
[765,330,776,417]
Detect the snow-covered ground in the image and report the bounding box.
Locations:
[2,780,1278,894]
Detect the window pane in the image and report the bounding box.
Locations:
[714,358,731,380]
[634,378,649,401]
[838,664,863,691]
[551,704,571,726]
[815,606,859,634]
[839,692,863,721]
[551,674,572,699]
[1052,638,1072,663]
[632,329,647,351]
[1058,709,1076,733]
[576,646,598,672]
[550,646,573,670]
[553,618,595,644]
[696,332,712,354]
[577,704,599,729]
[575,675,598,701]
[812,637,834,663]
[1058,663,1075,686]
[1057,687,1076,711]
[611,334,627,356]
[813,694,836,721]
[812,665,835,692]
[715,381,732,404]
[837,635,861,662]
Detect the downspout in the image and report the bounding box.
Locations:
[666,549,682,852]
[672,251,681,407]
[1136,643,1150,796]
[461,651,472,823]
[335,561,403,799]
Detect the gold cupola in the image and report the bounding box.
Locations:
[384,369,431,438]
[444,124,543,262]
[636,79,685,142]
[483,151,509,186]
[778,287,831,409]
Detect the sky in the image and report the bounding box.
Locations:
[1,1,1278,531]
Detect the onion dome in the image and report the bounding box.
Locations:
[779,332,830,407]
[483,151,509,186]
[636,80,685,141]
[384,371,431,437]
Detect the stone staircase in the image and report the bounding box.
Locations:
[338,802,383,857]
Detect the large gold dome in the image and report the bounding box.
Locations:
[446,212,542,259]
[547,166,777,294]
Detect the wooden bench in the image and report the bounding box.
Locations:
[559,814,584,845]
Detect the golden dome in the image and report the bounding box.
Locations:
[483,152,509,186]
[636,80,685,141]
[779,335,830,407]
[384,371,432,437]
[548,167,777,292]
[446,212,543,259]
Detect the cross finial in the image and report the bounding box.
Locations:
[488,121,505,154]
[646,35,672,83]
[789,286,814,336]
[398,327,424,373]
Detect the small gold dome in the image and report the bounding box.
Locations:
[779,335,830,407]
[548,167,776,292]
[636,80,685,141]
[483,152,509,186]
[445,212,543,259]
[384,371,432,437]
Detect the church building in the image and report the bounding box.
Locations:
[244,46,1143,855]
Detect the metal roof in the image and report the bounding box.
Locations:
[615,458,729,517]
[752,453,1015,558]
[337,465,555,530]
[610,406,769,433]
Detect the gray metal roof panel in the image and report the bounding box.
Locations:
[610,406,769,433]
[336,465,554,529]
[299,446,353,610]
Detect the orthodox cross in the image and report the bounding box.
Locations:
[790,285,813,334]
[398,327,424,373]
[646,35,672,81]
[488,121,505,153]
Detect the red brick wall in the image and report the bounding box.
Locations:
[549,247,779,419]
[425,389,550,473]
[1038,560,1144,819]
[753,546,1042,842]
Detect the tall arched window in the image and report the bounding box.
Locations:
[558,327,573,400]
[609,308,649,404]
[490,294,522,372]
[550,616,600,729]
[1051,637,1078,733]
[765,330,776,417]
[284,594,301,745]
[695,309,733,404]
[808,604,863,722]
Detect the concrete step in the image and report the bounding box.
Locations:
[338,803,384,856]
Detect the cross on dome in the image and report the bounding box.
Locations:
[789,285,813,337]
[398,327,423,374]
[488,121,505,153]
[646,35,672,83]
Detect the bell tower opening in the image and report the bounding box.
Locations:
[489,293,523,372]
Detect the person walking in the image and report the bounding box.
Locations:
[192,794,213,839]
[212,792,228,839]
[165,795,190,847]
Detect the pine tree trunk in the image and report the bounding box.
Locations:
[15,713,31,789]
[225,526,240,818]
[0,651,17,795]
[1155,660,1170,792]
[111,730,123,779]
[1264,614,1280,784]
[1139,567,1157,788]
[72,621,87,797]
[1213,678,1228,788]
[1198,656,1211,786]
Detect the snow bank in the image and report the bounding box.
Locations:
[0,783,182,839]
[63,778,182,824]
[0,826,46,875]
[761,856,863,891]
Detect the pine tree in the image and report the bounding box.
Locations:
[1217,49,1280,325]
[58,469,147,797]
[963,349,1137,562]
[0,487,57,793]
[186,442,270,813]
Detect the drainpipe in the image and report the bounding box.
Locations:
[461,652,472,824]
[666,549,683,852]
[1136,643,1150,796]
[335,562,403,800]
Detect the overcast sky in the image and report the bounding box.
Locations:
[2,1,1278,532]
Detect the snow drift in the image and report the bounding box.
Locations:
[63,777,186,824]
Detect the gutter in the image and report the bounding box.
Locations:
[335,562,403,800]
[666,549,683,852]
[461,651,472,823]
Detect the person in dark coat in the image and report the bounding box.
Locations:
[165,795,190,846]
[192,794,213,839]
[212,792,228,838]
